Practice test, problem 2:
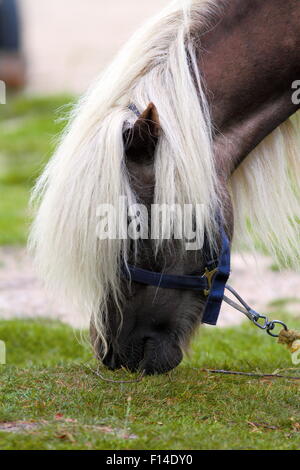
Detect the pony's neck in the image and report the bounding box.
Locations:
[198,0,300,176]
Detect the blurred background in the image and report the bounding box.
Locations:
[20,0,169,93]
[0,0,299,329]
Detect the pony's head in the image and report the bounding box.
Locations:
[30,0,300,376]
[90,102,228,375]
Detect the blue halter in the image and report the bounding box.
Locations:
[125,227,231,326]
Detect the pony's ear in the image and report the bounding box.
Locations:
[124,103,161,163]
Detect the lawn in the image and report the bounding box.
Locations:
[0,94,74,244]
[0,314,300,450]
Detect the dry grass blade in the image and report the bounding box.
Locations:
[203,369,300,380]
[82,363,145,384]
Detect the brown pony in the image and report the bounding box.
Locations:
[30,0,300,375]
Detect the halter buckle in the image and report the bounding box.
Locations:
[203,267,218,296]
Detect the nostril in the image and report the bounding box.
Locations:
[103,337,148,373]
[151,317,172,333]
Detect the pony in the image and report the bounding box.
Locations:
[29,0,300,375]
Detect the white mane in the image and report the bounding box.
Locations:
[29,0,300,355]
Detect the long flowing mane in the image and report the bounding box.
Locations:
[29,0,300,354]
[231,114,300,264]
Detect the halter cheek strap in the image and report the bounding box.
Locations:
[202,226,231,325]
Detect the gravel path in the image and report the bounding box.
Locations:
[0,247,299,329]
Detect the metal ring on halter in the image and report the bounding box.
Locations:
[266,320,288,338]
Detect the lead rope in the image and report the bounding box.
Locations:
[223,284,300,365]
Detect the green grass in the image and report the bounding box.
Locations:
[1,316,300,450]
[0,94,74,245]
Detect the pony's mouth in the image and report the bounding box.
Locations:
[103,337,183,375]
